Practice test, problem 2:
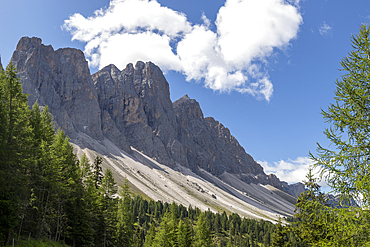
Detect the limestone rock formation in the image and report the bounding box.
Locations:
[92,61,182,166]
[10,37,301,197]
[11,37,104,142]
[281,181,306,198]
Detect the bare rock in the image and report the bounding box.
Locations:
[92,61,184,167]
[281,181,306,198]
[10,37,303,198]
[11,37,104,141]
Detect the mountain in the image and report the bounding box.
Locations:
[11,37,304,222]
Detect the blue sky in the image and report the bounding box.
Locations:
[1,0,369,186]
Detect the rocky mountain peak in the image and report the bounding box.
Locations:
[10,37,301,198]
[11,36,103,142]
[16,36,43,51]
[173,94,204,120]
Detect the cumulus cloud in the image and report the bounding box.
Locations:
[258,157,316,182]
[63,0,303,101]
[259,157,330,191]
[319,21,332,36]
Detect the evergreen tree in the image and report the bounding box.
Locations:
[271,218,291,247]
[98,168,118,247]
[144,223,156,247]
[79,153,101,245]
[116,178,134,247]
[292,169,330,245]
[93,156,104,190]
[25,103,55,240]
[0,63,32,245]
[177,219,192,247]
[152,212,172,247]
[193,213,211,247]
[308,23,370,245]
[49,129,81,243]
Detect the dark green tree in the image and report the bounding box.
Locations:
[49,129,81,243]
[116,178,134,247]
[292,168,330,245]
[144,223,156,247]
[93,156,104,190]
[25,103,55,240]
[0,63,32,245]
[98,168,118,247]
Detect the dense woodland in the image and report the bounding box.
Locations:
[2,24,370,247]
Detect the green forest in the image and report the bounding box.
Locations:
[1,24,370,246]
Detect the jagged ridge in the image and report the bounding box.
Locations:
[11,37,303,198]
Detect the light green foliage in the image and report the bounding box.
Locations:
[97,168,118,247]
[144,224,156,247]
[302,24,370,245]
[177,219,192,247]
[193,213,211,247]
[311,23,370,208]
[152,212,173,247]
[293,169,330,246]
[271,218,291,247]
[293,169,370,246]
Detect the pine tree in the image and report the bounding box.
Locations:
[193,213,211,247]
[0,63,32,245]
[116,178,134,247]
[49,129,81,243]
[309,23,370,245]
[25,103,55,240]
[177,219,192,247]
[98,168,118,247]
[93,156,104,190]
[292,168,330,245]
[144,223,156,247]
[271,218,291,247]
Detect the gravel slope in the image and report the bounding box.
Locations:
[72,133,296,223]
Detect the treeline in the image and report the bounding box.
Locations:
[0,63,305,246]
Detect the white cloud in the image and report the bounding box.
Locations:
[216,0,302,66]
[259,157,312,183]
[319,21,332,36]
[63,0,303,101]
[259,157,330,192]
[98,32,182,71]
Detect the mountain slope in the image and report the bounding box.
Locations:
[11,36,301,222]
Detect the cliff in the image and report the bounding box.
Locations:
[11,36,301,197]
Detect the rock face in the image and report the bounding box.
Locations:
[281,182,306,198]
[11,37,104,142]
[92,62,180,165]
[11,37,297,195]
